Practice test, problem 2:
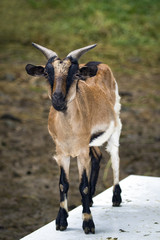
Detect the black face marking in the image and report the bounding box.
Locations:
[48,56,57,63]
[90,131,105,143]
[66,57,79,93]
[45,57,57,90]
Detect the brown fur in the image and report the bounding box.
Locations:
[52,59,71,95]
[48,63,116,165]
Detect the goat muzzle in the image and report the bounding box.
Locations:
[52,92,67,112]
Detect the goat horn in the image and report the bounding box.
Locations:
[67,44,97,60]
[32,42,58,60]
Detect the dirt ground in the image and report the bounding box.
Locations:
[0,63,160,240]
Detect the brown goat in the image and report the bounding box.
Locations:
[25,43,122,234]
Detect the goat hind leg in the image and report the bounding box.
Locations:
[106,123,122,206]
[89,147,102,206]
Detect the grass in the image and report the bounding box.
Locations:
[0,0,160,74]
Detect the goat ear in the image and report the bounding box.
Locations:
[79,65,98,78]
[25,64,45,76]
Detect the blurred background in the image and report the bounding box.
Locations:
[0,0,160,239]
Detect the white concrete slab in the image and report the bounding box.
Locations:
[20,175,160,240]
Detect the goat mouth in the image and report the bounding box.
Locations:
[52,102,67,112]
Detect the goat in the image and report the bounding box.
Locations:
[25,43,122,234]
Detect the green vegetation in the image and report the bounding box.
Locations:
[0,0,160,73]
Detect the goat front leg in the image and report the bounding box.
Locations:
[55,156,70,231]
[77,153,95,234]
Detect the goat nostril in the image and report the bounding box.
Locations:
[52,92,64,100]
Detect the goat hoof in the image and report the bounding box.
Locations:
[56,224,67,231]
[112,184,122,207]
[60,225,67,231]
[84,227,90,234]
[83,219,95,234]
[90,227,95,234]
[56,222,68,231]
[56,224,60,230]
[56,207,68,231]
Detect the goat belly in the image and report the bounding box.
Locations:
[54,135,89,158]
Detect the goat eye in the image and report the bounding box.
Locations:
[44,69,48,77]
